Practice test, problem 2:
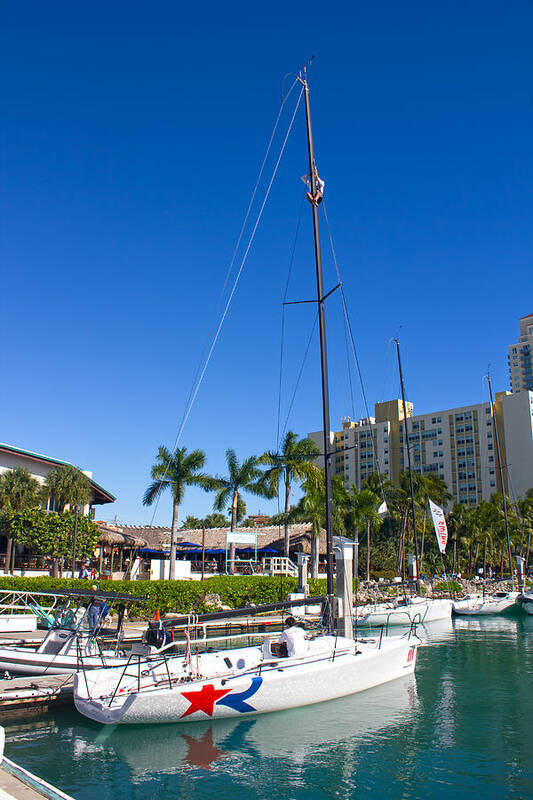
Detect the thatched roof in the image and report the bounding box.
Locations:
[97,524,147,548]
[112,524,328,556]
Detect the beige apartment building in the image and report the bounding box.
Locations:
[508,313,533,393]
[309,389,533,507]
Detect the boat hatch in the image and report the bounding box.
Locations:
[38,630,74,655]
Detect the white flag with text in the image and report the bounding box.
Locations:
[429,499,448,554]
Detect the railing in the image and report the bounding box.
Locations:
[262,557,298,576]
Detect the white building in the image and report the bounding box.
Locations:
[0,442,115,514]
[310,390,533,507]
[508,313,533,393]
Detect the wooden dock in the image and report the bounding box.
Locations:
[0,675,73,718]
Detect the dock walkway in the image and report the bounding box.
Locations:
[1,758,74,800]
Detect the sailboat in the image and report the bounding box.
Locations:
[74,69,418,726]
[452,589,519,616]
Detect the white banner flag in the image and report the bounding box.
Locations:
[429,499,448,554]
[377,501,388,516]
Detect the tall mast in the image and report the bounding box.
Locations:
[486,373,514,589]
[394,339,420,588]
[301,72,335,617]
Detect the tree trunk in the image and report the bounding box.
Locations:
[228,490,238,574]
[420,514,426,574]
[483,540,487,579]
[4,537,12,575]
[452,538,457,575]
[366,520,371,582]
[311,530,319,579]
[353,527,359,582]
[398,510,408,574]
[284,480,291,559]
[52,558,59,578]
[472,542,480,575]
[169,500,179,581]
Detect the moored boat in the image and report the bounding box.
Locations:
[452,590,519,616]
[73,67,419,727]
[74,631,417,725]
[356,597,452,627]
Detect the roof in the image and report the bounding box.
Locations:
[0,442,115,505]
[520,313,533,319]
[110,523,329,555]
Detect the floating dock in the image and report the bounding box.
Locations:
[1,757,75,800]
[0,675,73,718]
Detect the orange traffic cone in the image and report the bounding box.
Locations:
[155,608,160,622]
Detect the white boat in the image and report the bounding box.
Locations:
[73,69,419,727]
[0,587,152,675]
[355,597,453,627]
[0,614,38,633]
[517,589,533,615]
[452,590,519,616]
[74,632,417,725]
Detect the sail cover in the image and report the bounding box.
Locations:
[429,499,448,554]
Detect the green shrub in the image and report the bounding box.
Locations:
[434,579,461,593]
[0,575,319,618]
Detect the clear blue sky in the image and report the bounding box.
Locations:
[1,2,532,526]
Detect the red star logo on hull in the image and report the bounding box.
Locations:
[180,684,232,718]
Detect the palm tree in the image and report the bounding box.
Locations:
[0,468,42,574]
[260,432,320,557]
[143,446,213,580]
[345,485,380,580]
[43,465,92,513]
[211,449,273,573]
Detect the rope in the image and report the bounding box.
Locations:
[148,83,304,525]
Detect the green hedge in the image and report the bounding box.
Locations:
[0,575,336,618]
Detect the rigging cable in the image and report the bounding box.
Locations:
[148,82,305,524]
[276,192,306,450]
[321,202,386,488]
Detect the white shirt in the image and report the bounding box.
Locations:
[279,625,307,657]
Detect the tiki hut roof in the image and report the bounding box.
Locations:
[96,524,147,548]
[110,524,328,555]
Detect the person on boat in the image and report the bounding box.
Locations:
[87,587,100,631]
[278,616,308,657]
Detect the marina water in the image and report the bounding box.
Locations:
[4,616,533,799]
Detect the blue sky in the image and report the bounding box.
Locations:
[1,2,532,525]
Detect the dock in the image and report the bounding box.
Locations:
[1,758,74,800]
[0,675,73,718]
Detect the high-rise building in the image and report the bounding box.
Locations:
[309,389,533,507]
[508,313,533,393]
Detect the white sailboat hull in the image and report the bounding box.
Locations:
[74,635,417,725]
[453,592,519,616]
[355,598,452,627]
[517,592,533,615]
[0,615,37,633]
